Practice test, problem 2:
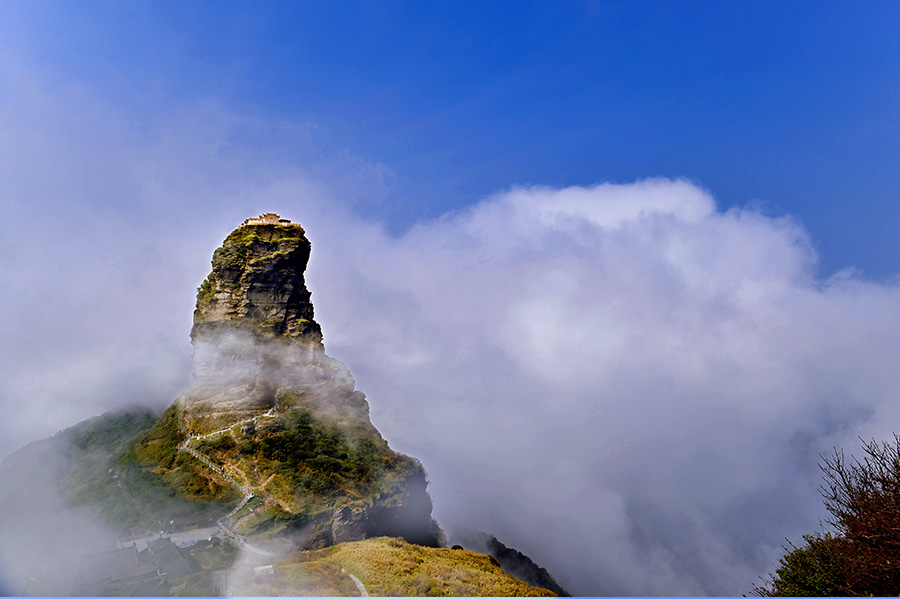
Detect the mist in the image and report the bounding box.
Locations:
[0,414,148,595]
[4,76,900,595]
[309,181,900,594]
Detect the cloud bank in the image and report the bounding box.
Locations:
[4,73,900,594]
[308,180,900,595]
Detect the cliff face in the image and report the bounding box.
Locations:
[129,214,443,550]
[184,220,334,419]
[193,220,323,344]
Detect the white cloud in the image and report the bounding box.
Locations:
[309,180,900,594]
[3,69,900,594]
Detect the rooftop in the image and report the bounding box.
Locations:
[240,212,302,227]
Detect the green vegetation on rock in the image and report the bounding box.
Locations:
[59,217,445,549]
[250,408,410,501]
[194,220,321,341]
[211,224,308,274]
[196,275,216,307]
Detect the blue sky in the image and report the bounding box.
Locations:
[4,0,899,276]
[3,2,900,594]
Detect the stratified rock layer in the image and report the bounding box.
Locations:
[193,220,323,344]
[182,218,366,424]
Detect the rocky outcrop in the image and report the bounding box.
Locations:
[156,214,443,550]
[183,216,343,419]
[332,506,368,544]
[457,532,570,596]
[193,218,323,344]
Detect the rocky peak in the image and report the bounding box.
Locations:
[165,215,444,550]
[193,214,323,348]
[184,215,335,419]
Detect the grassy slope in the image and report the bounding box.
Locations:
[63,407,235,534]
[63,381,433,543]
[167,537,556,597]
[130,398,424,538]
[275,537,557,597]
[123,404,240,505]
[11,409,550,597]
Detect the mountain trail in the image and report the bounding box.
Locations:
[342,568,369,597]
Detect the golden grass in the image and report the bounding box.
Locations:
[180,536,556,596]
[276,536,556,597]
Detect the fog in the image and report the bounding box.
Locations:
[0,417,144,595]
[4,84,900,595]
[309,180,900,594]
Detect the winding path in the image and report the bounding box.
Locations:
[173,379,345,560]
[179,443,253,497]
[189,404,278,441]
[175,399,276,558]
[342,569,369,597]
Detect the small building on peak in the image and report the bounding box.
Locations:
[240,213,298,227]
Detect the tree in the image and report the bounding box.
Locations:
[755,435,900,596]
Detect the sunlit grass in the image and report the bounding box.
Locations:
[277,536,557,597]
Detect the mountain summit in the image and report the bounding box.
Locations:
[193,213,323,343]
[183,214,328,422]
[129,213,443,549]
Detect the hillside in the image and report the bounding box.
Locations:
[0,213,563,596]
[124,214,443,549]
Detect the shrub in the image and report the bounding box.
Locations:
[756,533,852,596]
[756,435,900,596]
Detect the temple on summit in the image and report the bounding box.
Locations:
[240,213,299,227]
